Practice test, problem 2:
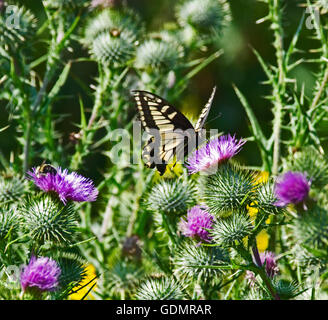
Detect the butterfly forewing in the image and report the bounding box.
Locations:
[132,91,194,131]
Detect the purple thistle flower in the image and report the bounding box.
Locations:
[247,251,279,286]
[179,205,214,242]
[260,251,279,278]
[186,134,246,174]
[28,167,99,205]
[20,256,61,292]
[274,171,310,207]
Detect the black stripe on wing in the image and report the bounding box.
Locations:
[131,90,194,132]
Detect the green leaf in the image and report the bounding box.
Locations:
[233,84,270,169]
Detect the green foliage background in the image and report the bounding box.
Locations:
[2,0,326,175]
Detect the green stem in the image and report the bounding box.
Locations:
[269,0,286,176]
[70,67,111,170]
[311,66,328,111]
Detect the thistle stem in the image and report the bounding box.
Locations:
[311,66,328,111]
[269,0,286,176]
[252,243,280,300]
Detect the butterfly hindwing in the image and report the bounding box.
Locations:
[195,86,216,132]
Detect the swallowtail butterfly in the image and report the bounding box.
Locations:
[132,87,217,175]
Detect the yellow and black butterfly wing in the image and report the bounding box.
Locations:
[132,90,194,175]
[132,90,194,132]
[194,86,216,132]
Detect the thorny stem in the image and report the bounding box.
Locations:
[23,74,51,173]
[70,67,111,170]
[268,0,286,253]
[87,67,111,130]
[270,0,286,176]
[311,66,328,111]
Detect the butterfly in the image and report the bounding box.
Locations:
[132,87,217,175]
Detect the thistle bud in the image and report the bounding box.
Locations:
[135,277,185,300]
[19,195,79,244]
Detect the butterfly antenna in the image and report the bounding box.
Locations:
[204,112,222,126]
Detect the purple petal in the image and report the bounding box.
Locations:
[27,167,99,205]
[186,134,246,174]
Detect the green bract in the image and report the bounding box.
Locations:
[202,164,258,217]
[19,195,78,244]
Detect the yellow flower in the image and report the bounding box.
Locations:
[153,161,183,181]
[69,264,97,300]
[256,229,270,252]
[253,171,269,185]
[247,171,270,251]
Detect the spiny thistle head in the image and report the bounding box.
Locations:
[19,195,79,244]
[273,280,299,300]
[84,8,142,67]
[0,206,19,240]
[145,179,197,215]
[285,147,328,189]
[0,175,27,204]
[106,260,142,296]
[291,205,328,249]
[55,253,88,289]
[0,3,37,50]
[173,241,229,281]
[135,276,185,300]
[176,0,231,37]
[91,33,135,67]
[84,8,142,45]
[201,163,258,217]
[255,181,286,216]
[210,213,253,246]
[135,38,184,72]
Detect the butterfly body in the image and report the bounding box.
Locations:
[132,87,216,175]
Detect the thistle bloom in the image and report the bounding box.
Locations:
[28,167,98,205]
[247,251,278,286]
[274,171,310,207]
[260,251,279,278]
[179,205,214,242]
[186,134,245,174]
[20,256,61,292]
